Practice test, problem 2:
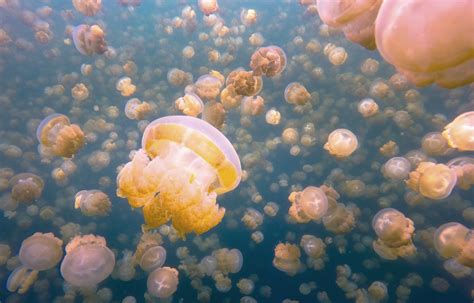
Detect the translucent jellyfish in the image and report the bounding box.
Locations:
[140,246,167,272]
[72,24,107,56]
[421,132,451,156]
[19,233,63,271]
[213,248,243,274]
[74,190,111,216]
[317,185,356,235]
[198,0,219,16]
[372,208,416,260]
[117,115,241,236]
[434,222,473,268]
[368,281,388,301]
[116,77,137,97]
[203,101,226,129]
[220,86,243,109]
[382,157,411,181]
[36,113,85,158]
[251,231,264,244]
[167,68,193,87]
[327,46,348,66]
[147,267,179,299]
[284,82,311,105]
[406,162,457,200]
[288,186,328,223]
[282,128,299,145]
[241,95,265,116]
[195,74,223,100]
[226,69,263,97]
[125,98,153,120]
[442,112,474,151]
[241,208,263,230]
[237,278,255,295]
[273,243,303,276]
[60,235,115,288]
[0,244,11,265]
[6,265,38,294]
[175,93,204,117]
[300,235,326,259]
[72,0,101,16]
[249,46,287,77]
[324,129,358,158]
[241,9,258,26]
[316,0,382,49]
[71,83,89,102]
[357,98,379,118]
[265,108,281,125]
[9,173,44,203]
[375,0,474,88]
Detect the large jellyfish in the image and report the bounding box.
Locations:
[442,112,474,151]
[9,173,44,203]
[434,222,473,268]
[72,24,108,56]
[19,232,63,271]
[117,115,241,237]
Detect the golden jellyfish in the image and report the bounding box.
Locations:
[273,243,303,276]
[288,186,328,223]
[241,95,265,116]
[281,128,299,145]
[442,112,474,151]
[167,68,193,87]
[251,231,264,244]
[265,108,281,125]
[147,267,179,299]
[249,32,265,47]
[195,74,223,100]
[284,82,311,105]
[9,173,44,203]
[36,113,85,158]
[327,46,348,66]
[74,190,111,216]
[421,132,451,156]
[324,128,358,158]
[434,222,473,268]
[375,0,474,88]
[116,77,137,97]
[237,278,255,295]
[213,248,243,274]
[203,101,226,129]
[60,235,115,288]
[71,83,89,102]
[320,185,356,234]
[372,208,416,260]
[140,245,166,272]
[198,0,218,16]
[6,266,38,294]
[300,235,326,259]
[226,69,263,97]
[241,208,263,230]
[19,233,63,271]
[382,157,411,181]
[263,202,279,217]
[72,24,107,56]
[125,98,153,120]
[182,45,195,59]
[316,0,382,49]
[368,281,388,301]
[357,98,379,118]
[249,45,287,77]
[241,9,258,26]
[117,115,241,237]
[175,93,204,117]
[406,162,457,200]
[72,0,101,16]
[220,86,243,109]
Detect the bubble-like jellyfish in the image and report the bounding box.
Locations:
[434,222,473,268]
[226,69,263,97]
[117,115,241,237]
[316,0,381,49]
[249,45,287,77]
[284,82,311,105]
[375,0,474,88]
[9,173,44,203]
[288,186,328,223]
[72,24,107,56]
[442,112,474,151]
[273,243,303,276]
[74,190,111,216]
[406,162,457,200]
[125,98,153,120]
[324,129,358,158]
[19,232,63,271]
[195,73,223,100]
[60,234,115,288]
[368,281,388,301]
[147,267,179,299]
[36,113,85,158]
[372,208,416,260]
[237,278,255,295]
[198,0,218,15]
[175,93,204,117]
[72,0,101,16]
[382,157,411,181]
[140,245,167,272]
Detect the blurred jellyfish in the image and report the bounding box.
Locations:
[442,112,474,151]
[213,248,243,274]
[115,250,136,282]
[203,101,226,129]
[71,83,89,102]
[434,222,473,268]
[198,0,219,16]
[265,108,281,125]
[116,77,137,97]
[321,185,357,234]
[74,190,111,216]
[324,129,358,158]
[167,68,193,87]
[241,9,258,26]
[60,234,115,288]
[36,113,85,158]
[175,93,204,117]
[357,98,379,118]
[237,278,255,295]
[140,245,166,272]
[9,173,44,203]
[273,243,303,276]
[117,116,241,236]
[249,45,287,77]
[195,73,223,100]
[421,132,451,156]
[125,98,153,120]
[19,232,63,271]
[382,157,411,181]
[72,24,107,56]
[226,69,263,97]
[220,86,243,109]
[300,235,326,260]
[284,82,311,105]
[288,186,328,223]
[6,266,38,294]
[147,267,179,298]
[406,162,457,200]
[241,95,265,116]
[241,208,263,230]
[368,281,388,301]
[72,0,101,16]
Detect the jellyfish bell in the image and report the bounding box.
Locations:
[9,173,44,203]
[289,186,328,222]
[442,112,474,151]
[72,0,102,16]
[140,246,167,272]
[175,93,204,117]
[19,232,63,271]
[72,24,107,56]
[406,162,457,200]
[147,267,179,299]
[249,45,287,77]
[284,82,311,105]
[382,157,411,181]
[324,128,358,158]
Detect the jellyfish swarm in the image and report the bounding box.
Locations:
[249,46,287,77]
[117,115,241,237]
[36,113,85,158]
[442,112,474,152]
[288,186,328,223]
[434,223,474,268]
[375,0,474,88]
[72,24,107,56]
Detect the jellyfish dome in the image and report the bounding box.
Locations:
[140,245,167,272]
[249,45,287,77]
[289,186,328,222]
[117,115,241,237]
[9,173,44,203]
[19,232,63,271]
[406,162,457,200]
[434,222,474,267]
[442,112,474,151]
[324,129,358,158]
[147,267,179,299]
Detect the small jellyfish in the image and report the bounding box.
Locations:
[36,113,85,158]
[406,162,457,200]
[71,83,89,102]
[147,267,179,299]
[241,95,265,116]
[72,0,101,16]
[72,24,107,56]
[195,73,224,100]
[434,222,473,268]
[74,190,111,216]
[288,186,328,223]
[198,0,219,16]
[241,208,263,230]
[175,93,204,117]
[203,101,226,129]
[226,69,263,97]
[357,98,379,118]
[19,232,63,271]
[249,45,287,77]
[125,98,153,120]
[213,248,243,274]
[220,86,243,109]
[442,112,474,151]
[140,246,167,272]
[368,281,388,301]
[237,278,255,295]
[300,235,326,259]
[116,77,137,97]
[241,9,258,26]
[167,68,193,87]
[382,157,411,181]
[421,132,451,156]
[265,108,281,125]
[324,129,358,158]
[9,173,44,203]
[273,243,303,276]
[327,46,348,66]
[6,266,38,294]
[60,235,115,288]
[284,82,311,105]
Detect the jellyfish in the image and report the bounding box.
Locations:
[9,173,44,203]
[72,24,107,56]
[265,108,281,125]
[195,74,223,100]
[19,232,63,271]
[241,208,263,230]
[60,234,115,288]
[167,68,193,86]
[273,243,303,276]
[288,186,328,223]
[213,248,243,274]
[241,95,265,116]
[116,77,136,97]
[434,222,473,268]
[203,101,226,129]
[300,235,326,259]
[237,278,255,295]
[406,162,457,200]
[421,132,451,156]
[6,266,38,294]
[114,250,136,282]
[263,202,279,217]
[147,267,179,299]
[368,281,388,301]
[327,46,348,66]
[226,69,263,97]
[220,86,243,109]
[71,83,89,102]
[382,157,411,181]
[375,0,474,88]
[372,208,416,260]
[324,129,358,158]
[140,246,167,272]
[72,0,101,16]
[320,185,357,234]
[198,0,218,15]
[125,98,153,120]
[74,190,111,216]
[36,113,85,158]
[241,9,258,26]
[442,112,474,151]
[357,98,379,118]
[249,46,287,77]
[117,115,241,237]
[284,82,311,105]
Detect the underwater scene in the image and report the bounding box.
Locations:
[0,0,473,302]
